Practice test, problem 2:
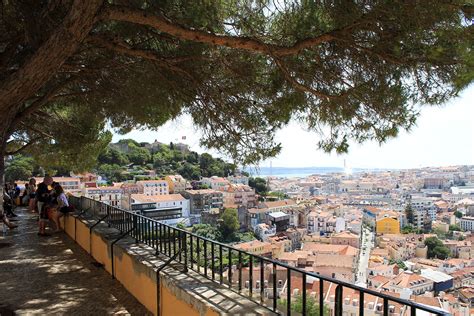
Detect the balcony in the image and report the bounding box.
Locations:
[2,197,451,315]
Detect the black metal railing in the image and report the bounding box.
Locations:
[70,196,450,316]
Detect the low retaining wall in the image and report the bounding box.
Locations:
[61,214,273,316]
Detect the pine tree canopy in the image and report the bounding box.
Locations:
[0,1,473,168]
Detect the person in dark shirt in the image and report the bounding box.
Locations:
[13,183,20,199]
[36,176,53,236]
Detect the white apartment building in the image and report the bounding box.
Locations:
[201,176,231,190]
[385,271,434,296]
[410,197,436,213]
[254,223,276,241]
[460,217,474,231]
[130,193,190,224]
[451,185,474,195]
[34,177,82,195]
[307,210,345,235]
[137,180,169,196]
[83,186,123,206]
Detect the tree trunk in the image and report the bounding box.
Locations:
[0,134,6,217]
[0,0,103,118]
[0,2,104,215]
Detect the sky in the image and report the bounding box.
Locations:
[112,85,474,169]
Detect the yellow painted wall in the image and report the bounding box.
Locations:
[113,247,158,313]
[64,215,220,316]
[63,215,76,240]
[376,217,400,234]
[75,219,91,253]
[161,285,199,316]
[90,232,112,274]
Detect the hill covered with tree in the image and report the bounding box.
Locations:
[97,139,237,182]
[4,139,239,183]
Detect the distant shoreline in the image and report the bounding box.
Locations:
[244,166,374,178]
[244,165,473,178]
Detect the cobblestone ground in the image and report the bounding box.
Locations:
[0,208,150,315]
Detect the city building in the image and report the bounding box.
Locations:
[385,271,434,296]
[254,223,276,241]
[164,175,189,193]
[330,231,360,248]
[234,240,273,257]
[35,176,82,195]
[375,211,401,235]
[137,180,169,196]
[220,184,256,208]
[268,211,290,232]
[83,186,123,206]
[201,176,230,190]
[307,210,345,235]
[420,269,454,293]
[181,189,224,224]
[302,243,358,282]
[460,216,474,231]
[128,193,190,224]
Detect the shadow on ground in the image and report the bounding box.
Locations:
[0,209,150,315]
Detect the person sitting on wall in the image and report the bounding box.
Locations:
[48,183,72,232]
[3,187,17,218]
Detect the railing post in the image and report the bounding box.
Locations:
[302,273,306,316]
[319,280,324,316]
[287,268,291,316]
[272,262,277,312]
[335,284,343,316]
[133,215,138,243]
[182,232,188,273]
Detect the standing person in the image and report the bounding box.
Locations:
[36,176,53,236]
[21,183,29,206]
[12,182,21,205]
[27,178,37,212]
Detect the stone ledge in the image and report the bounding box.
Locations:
[71,215,276,316]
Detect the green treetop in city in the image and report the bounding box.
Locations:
[0,1,473,214]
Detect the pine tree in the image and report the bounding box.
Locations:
[0,1,472,216]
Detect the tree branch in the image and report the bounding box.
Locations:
[272,57,339,100]
[5,137,42,155]
[18,122,53,139]
[0,0,102,115]
[10,77,76,130]
[102,5,340,56]
[87,34,195,78]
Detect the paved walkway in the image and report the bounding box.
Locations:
[0,208,150,315]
